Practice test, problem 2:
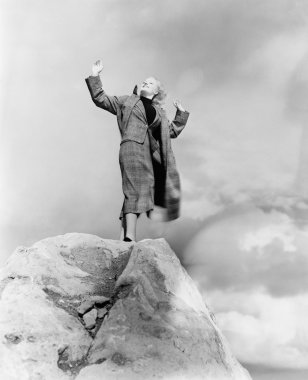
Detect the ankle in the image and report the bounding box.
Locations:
[123,234,135,242]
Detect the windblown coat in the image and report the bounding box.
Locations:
[85,75,189,221]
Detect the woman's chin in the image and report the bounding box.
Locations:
[140,89,151,98]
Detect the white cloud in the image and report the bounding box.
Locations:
[184,205,308,370]
[205,290,308,369]
[239,216,297,253]
[184,205,308,294]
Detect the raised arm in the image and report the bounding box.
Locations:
[85,60,128,115]
[168,100,190,138]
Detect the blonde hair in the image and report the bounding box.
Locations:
[150,77,167,108]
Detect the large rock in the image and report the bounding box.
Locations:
[0,233,252,380]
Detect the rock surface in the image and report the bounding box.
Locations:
[0,233,252,380]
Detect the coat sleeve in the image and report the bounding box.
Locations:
[168,109,190,138]
[85,75,128,115]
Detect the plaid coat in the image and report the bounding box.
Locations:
[85,75,189,221]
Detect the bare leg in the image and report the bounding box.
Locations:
[124,213,138,241]
[119,217,126,240]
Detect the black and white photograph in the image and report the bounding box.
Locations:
[1,1,308,379]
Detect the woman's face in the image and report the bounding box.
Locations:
[140,77,159,98]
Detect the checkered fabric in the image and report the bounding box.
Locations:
[85,75,190,221]
[119,134,155,218]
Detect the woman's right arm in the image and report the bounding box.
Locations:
[85,60,128,115]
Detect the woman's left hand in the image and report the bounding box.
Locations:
[173,99,186,112]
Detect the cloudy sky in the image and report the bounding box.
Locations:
[2,0,308,378]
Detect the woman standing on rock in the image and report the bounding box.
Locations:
[86,60,189,242]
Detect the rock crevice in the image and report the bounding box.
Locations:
[0,233,251,380]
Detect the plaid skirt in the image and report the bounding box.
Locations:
[119,132,155,219]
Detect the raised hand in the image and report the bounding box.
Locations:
[173,99,186,112]
[92,59,104,76]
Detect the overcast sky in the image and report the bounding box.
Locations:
[2,0,308,378]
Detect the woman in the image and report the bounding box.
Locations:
[86,60,189,242]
